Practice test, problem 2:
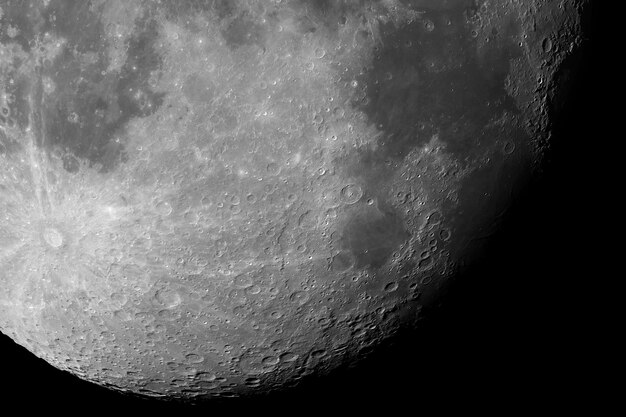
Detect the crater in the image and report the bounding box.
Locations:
[221,12,266,49]
[340,201,409,270]
[42,227,63,248]
[183,73,216,105]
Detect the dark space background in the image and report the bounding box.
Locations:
[0,5,595,412]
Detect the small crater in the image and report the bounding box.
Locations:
[155,200,172,216]
[238,353,274,375]
[314,47,326,59]
[279,352,299,362]
[62,154,80,173]
[245,285,261,295]
[298,211,318,229]
[184,353,205,364]
[423,19,435,32]
[110,292,127,306]
[266,162,281,175]
[426,211,443,227]
[341,203,409,270]
[503,140,516,155]
[245,377,261,387]
[221,13,266,49]
[155,288,182,309]
[439,228,451,241]
[418,256,434,270]
[340,184,363,205]
[261,356,279,366]
[330,251,355,272]
[228,288,247,305]
[289,290,310,305]
[209,106,238,133]
[310,349,327,359]
[43,227,63,248]
[542,37,553,53]
[183,73,216,105]
[233,273,253,288]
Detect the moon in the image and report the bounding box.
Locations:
[0,0,590,402]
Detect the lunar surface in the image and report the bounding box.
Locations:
[0,0,589,401]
